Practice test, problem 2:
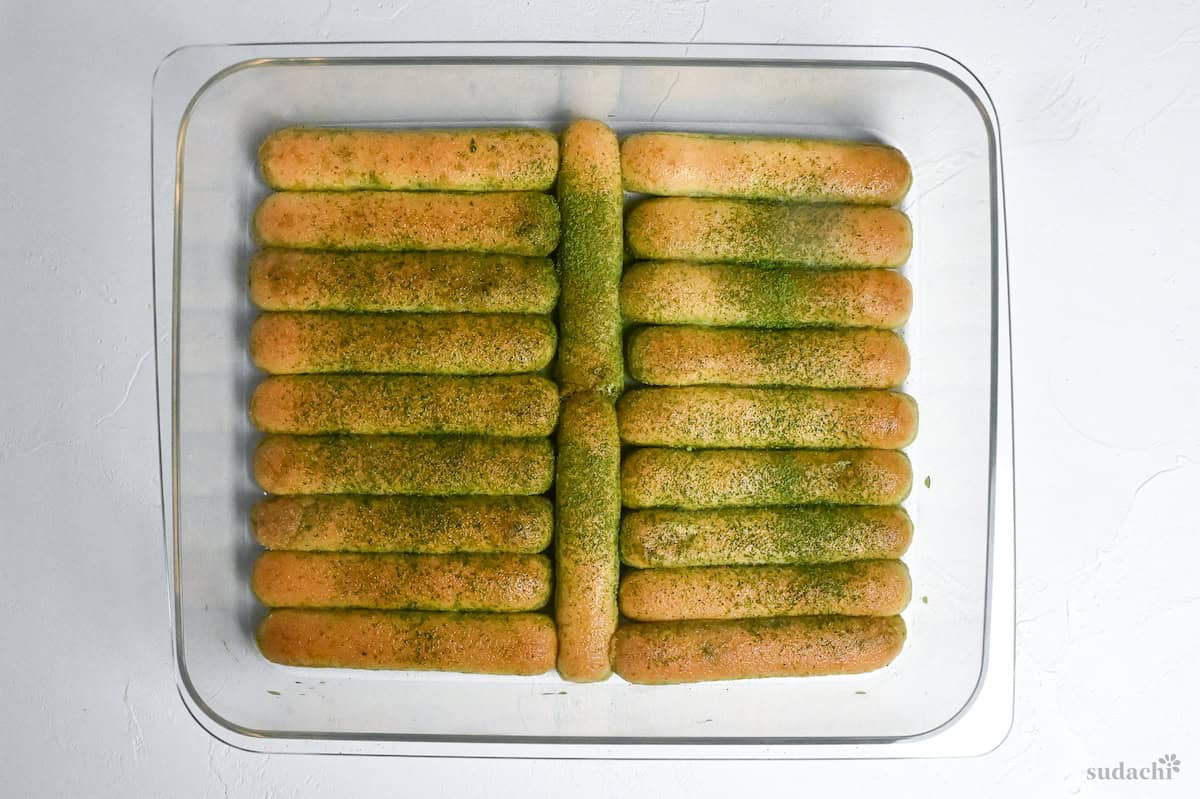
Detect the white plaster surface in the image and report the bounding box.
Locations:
[1,0,1198,795]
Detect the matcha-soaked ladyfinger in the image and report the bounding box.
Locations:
[621,448,911,509]
[554,392,621,682]
[612,615,906,684]
[259,127,559,191]
[249,312,556,375]
[618,387,917,449]
[250,374,559,436]
[620,132,911,204]
[556,120,625,398]
[626,197,911,268]
[249,250,558,314]
[254,434,554,496]
[620,261,912,329]
[620,506,912,568]
[618,560,911,621]
[252,551,552,612]
[257,609,557,675]
[627,326,909,389]
[254,191,559,256]
[253,495,552,554]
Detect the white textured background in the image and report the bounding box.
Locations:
[2,1,1198,795]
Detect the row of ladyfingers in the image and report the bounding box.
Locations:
[253,191,909,266]
[252,496,909,564]
[257,611,906,684]
[611,130,913,682]
[252,251,910,328]
[252,425,911,501]
[252,316,909,387]
[248,122,631,684]
[250,124,916,683]
[253,130,910,268]
[252,380,913,451]
[258,127,910,203]
[249,127,571,678]
[254,553,907,619]
[248,123,632,683]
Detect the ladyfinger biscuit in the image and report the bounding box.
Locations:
[612,615,906,684]
[249,250,558,314]
[252,495,552,554]
[259,127,559,191]
[618,387,917,449]
[620,261,912,329]
[625,198,911,267]
[620,506,912,568]
[626,326,909,389]
[249,312,556,375]
[252,551,552,612]
[618,560,911,621]
[554,393,621,681]
[621,448,911,509]
[250,374,559,437]
[257,609,557,674]
[253,434,554,496]
[254,191,560,256]
[556,120,625,398]
[620,132,911,204]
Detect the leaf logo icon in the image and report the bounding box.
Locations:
[1157,753,1181,773]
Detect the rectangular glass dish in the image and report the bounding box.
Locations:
[151,42,1014,757]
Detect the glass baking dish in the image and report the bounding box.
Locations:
[151,42,1014,758]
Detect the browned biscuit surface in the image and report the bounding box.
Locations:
[620,506,912,567]
[252,495,553,554]
[621,447,912,509]
[620,261,912,329]
[253,491,552,554]
[248,250,558,314]
[253,434,554,496]
[556,120,625,398]
[254,191,559,256]
[618,560,911,621]
[249,312,556,375]
[626,198,911,268]
[257,609,557,674]
[554,392,621,682]
[620,133,911,204]
[259,127,559,192]
[612,615,906,684]
[627,326,910,389]
[618,387,918,449]
[250,374,559,436]
[252,551,552,612]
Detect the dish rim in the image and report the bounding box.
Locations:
[150,40,1015,758]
